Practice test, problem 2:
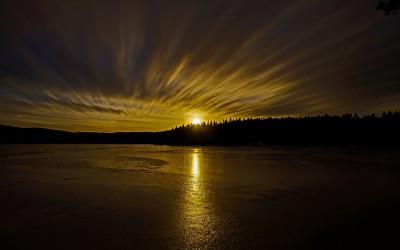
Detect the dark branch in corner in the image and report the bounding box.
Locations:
[376,0,400,15]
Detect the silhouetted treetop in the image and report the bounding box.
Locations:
[376,0,400,15]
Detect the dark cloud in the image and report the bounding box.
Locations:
[0,0,399,131]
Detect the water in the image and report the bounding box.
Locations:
[1,144,400,249]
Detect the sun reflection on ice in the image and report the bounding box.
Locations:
[178,148,221,249]
[192,152,199,176]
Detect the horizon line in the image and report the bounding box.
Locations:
[1,110,398,134]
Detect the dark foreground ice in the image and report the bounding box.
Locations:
[1,144,400,249]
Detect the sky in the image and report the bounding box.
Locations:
[0,0,399,132]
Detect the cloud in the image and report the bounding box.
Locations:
[0,0,399,131]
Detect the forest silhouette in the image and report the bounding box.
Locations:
[1,111,399,146]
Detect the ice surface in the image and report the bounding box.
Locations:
[1,144,400,249]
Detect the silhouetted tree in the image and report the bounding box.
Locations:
[376,0,400,15]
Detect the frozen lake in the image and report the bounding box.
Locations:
[1,144,400,249]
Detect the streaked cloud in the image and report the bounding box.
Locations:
[0,0,399,131]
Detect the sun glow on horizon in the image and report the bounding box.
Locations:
[192,118,201,125]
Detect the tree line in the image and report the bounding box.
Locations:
[160,111,400,146]
[1,111,399,146]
